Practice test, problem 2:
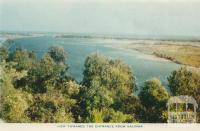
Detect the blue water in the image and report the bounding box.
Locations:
[12,36,180,91]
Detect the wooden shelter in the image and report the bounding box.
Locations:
[167,95,198,123]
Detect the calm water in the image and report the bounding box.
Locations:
[12,36,180,91]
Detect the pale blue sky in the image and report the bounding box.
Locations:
[0,0,200,37]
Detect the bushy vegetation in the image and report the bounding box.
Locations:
[0,46,77,123]
[168,67,200,122]
[0,46,199,123]
[139,79,169,122]
[79,53,138,122]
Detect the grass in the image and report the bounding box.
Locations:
[124,42,200,68]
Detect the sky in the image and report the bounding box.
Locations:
[0,0,200,37]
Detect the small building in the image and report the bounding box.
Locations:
[167,95,198,123]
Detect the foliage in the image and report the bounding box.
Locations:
[0,64,32,122]
[2,45,199,123]
[113,95,144,121]
[0,46,79,123]
[1,88,32,122]
[23,54,66,93]
[87,108,138,123]
[79,53,137,122]
[168,67,200,122]
[0,47,8,62]
[47,46,67,64]
[8,47,36,71]
[139,78,169,122]
[168,67,200,97]
[25,91,75,123]
[14,46,70,93]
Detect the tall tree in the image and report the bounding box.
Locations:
[139,78,169,122]
[1,46,80,123]
[79,53,137,122]
[168,67,200,96]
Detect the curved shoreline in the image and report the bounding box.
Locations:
[1,35,199,71]
[122,44,200,70]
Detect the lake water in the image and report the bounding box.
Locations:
[11,36,180,91]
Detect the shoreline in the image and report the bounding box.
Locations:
[121,43,200,71]
[133,48,200,73]
[1,33,200,71]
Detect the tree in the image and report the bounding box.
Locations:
[0,47,8,62]
[0,63,33,122]
[87,108,138,123]
[168,67,200,96]
[1,88,32,123]
[114,95,144,122]
[1,46,80,123]
[139,78,169,122]
[15,53,68,93]
[82,53,136,92]
[8,47,36,71]
[168,67,200,122]
[79,53,137,122]
[47,46,67,64]
[25,91,76,123]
